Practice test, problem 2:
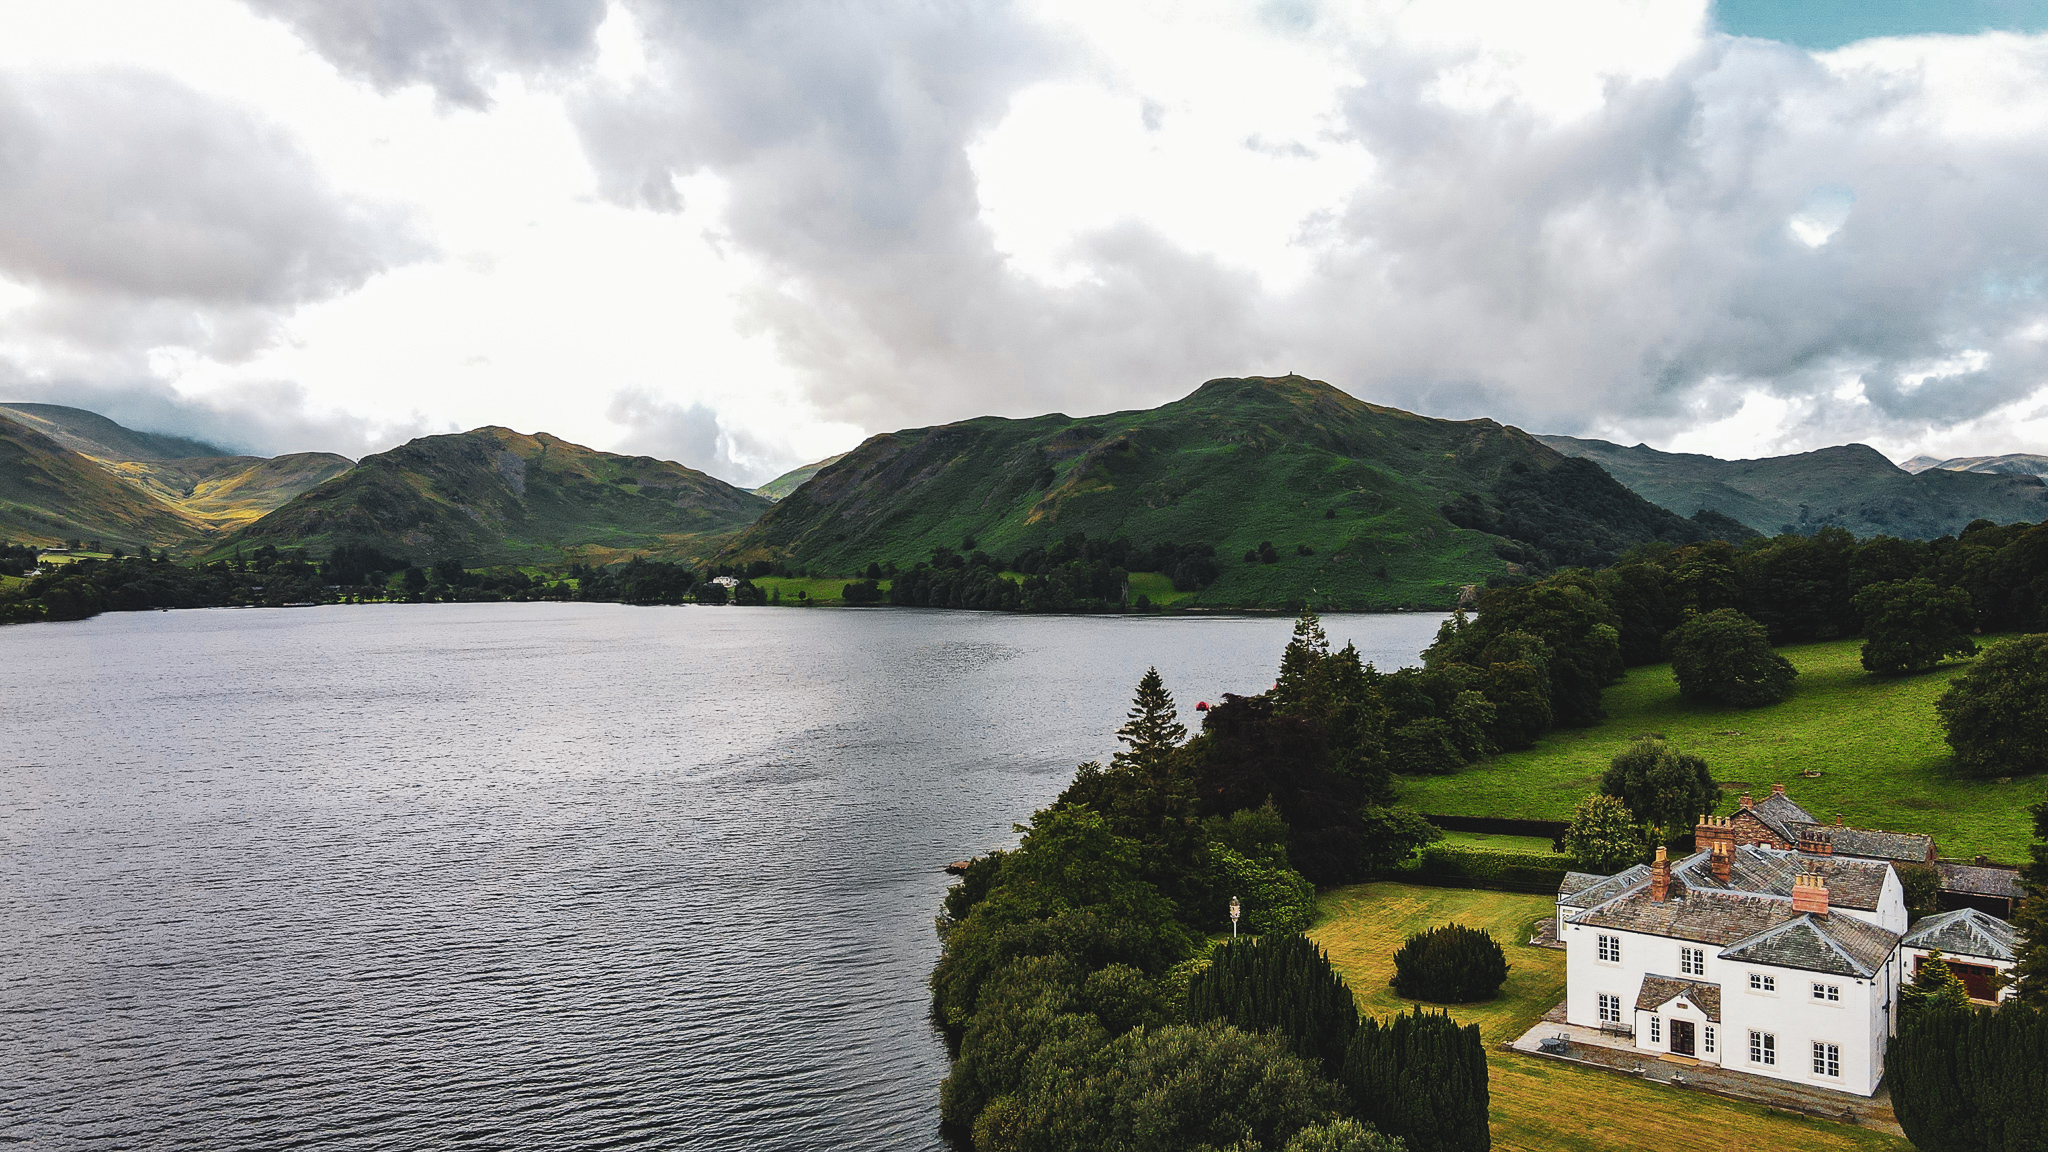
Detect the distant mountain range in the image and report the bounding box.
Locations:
[1537,436,2048,539]
[0,404,351,549]
[8,387,2046,606]
[226,426,769,566]
[1900,452,2048,478]
[718,376,1732,609]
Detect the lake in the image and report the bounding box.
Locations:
[0,603,1445,1150]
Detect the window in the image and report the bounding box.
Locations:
[1649,1016,1661,1044]
[1703,1025,1716,1055]
[1812,982,1840,1002]
[1749,973,1776,993]
[1598,994,1622,1024]
[1813,1042,1840,1077]
[1597,935,1621,963]
[1681,947,1705,976]
[1750,1031,1776,1066]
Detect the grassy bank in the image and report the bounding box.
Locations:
[1398,636,2046,862]
[1310,883,1909,1152]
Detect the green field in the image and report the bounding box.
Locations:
[1127,570,1196,607]
[752,575,886,605]
[1431,830,1561,854]
[1398,636,2045,863]
[1310,883,1908,1152]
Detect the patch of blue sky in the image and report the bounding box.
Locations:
[1715,0,2048,49]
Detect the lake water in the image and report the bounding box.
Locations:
[0,603,1444,1150]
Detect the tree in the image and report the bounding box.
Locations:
[1854,578,1978,674]
[1598,735,1720,833]
[1211,844,1317,935]
[2007,801,2048,1009]
[1356,806,1443,875]
[1388,924,1508,1004]
[1900,951,1972,1021]
[1114,666,1187,772]
[1891,999,2048,1152]
[1284,1119,1408,1152]
[1342,1007,1490,1152]
[1936,634,2048,778]
[1666,608,1797,706]
[1562,794,1652,874]
[1273,608,1333,715]
[1189,933,1360,1078]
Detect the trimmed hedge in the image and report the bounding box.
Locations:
[1406,845,1569,894]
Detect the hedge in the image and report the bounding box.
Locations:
[1404,844,1570,894]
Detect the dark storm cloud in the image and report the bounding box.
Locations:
[244,0,609,109]
[0,69,425,359]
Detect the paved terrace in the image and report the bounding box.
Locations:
[1507,1004,1904,1138]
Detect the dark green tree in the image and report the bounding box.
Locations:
[1114,666,1187,771]
[1598,735,1720,833]
[1284,1118,1408,1152]
[1342,1007,1491,1152]
[1900,951,1973,1021]
[1188,933,1360,1078]
[1356,806,1443,875]
[1853,578,1977,674]
[1667,608,1797,706]
[2007,801,2048,1009]
[1936,634,2048,778]
[1891,999,2048,1152]
[1561,794,1651,874]
[1388,924,1509,1004]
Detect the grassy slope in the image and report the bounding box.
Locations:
[1399,637,2046,862]
[721,376,1714,611]
[228,427,772,566]
[100,453,355,529]
[1310,883,1908,1152]
[754,453,847,500]
[1539,435,2048,539]
[0,413,209,549]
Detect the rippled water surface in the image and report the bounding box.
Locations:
[0,603,1444,1150]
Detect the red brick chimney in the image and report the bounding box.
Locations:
[1772,782,1787,797]
[1651,846,1671,902]
[1711,841,1732,882]
[1792,872,1830,916]
[1740,791,1753,809]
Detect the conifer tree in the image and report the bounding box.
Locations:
[2007,800,2048,1009]
[1901,951,1972,1021]
[1112,666,1186,772]
[1343,1006,1490,1152]
[1186,933,1359,1079]
[1273,607,1332,715]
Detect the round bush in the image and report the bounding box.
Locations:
[1389,924,1508,1003]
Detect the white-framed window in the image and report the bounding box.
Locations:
[1813,1042,1840,1078]
[1598,994,1622,1024]
[1649,1016,1661,1044]
[1812,982,1840,1002]
[1750,1031,1776,1066]
[1749,973,1776,993]
[1597,934,1621,963]
[1703,1025,1716,1055]
[1681,947,1705,976]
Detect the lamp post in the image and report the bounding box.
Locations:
[1228,896,1241,938]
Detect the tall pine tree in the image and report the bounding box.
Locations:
[2007,800,2048,1009]
[1343,1006,1490,1152]
[1113,666,1187,772]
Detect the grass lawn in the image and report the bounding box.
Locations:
[1398,636,2046,863]
[752,575,886,605]
[1310,882,1909,1152]
[1128,570,1196,607]
[1433,830,1560,854]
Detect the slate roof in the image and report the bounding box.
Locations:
[1636,975,1722,1021]
[1902,908,2020,963]
[1935,861,2025,901]
[1716,912,1901,978]
[1677,845,1890,912]
[1558,864,1651,909]
[1785,821,1934,863]
[1573,882,1796,948]
[1746,792,1817,841]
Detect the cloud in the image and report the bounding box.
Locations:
[605,389,783,487]
[243,0,608,109]
[0,68,427,360]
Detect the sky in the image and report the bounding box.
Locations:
[2,2,2048,485]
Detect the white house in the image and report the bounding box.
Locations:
[1560,843,1908,1096]
[1901,907,2020,1003]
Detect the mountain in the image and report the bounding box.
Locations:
[719,375,1730,610]
[228,426,773,565]
[98,453,356,530]
[754,453,848,500]
[1537,436,2048,539]
[1900,452,2048,479]
[0,403,228,461]
[0,412,210,548]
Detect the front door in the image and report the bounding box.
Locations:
[1670,1019,1696,1057]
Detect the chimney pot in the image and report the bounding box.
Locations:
[1791,872,1830,916]
[1836,813,1844,826]
[1772,782,1786,796]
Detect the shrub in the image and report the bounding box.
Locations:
[1936,634,2048,779]
[1562,793,1653,874]
[1188,933,1359,1078]
[1388,924,1508,1003]
[1599,735,1719,832]
[1211,844,1317,936]
[1343,1006,1491,1152]
[1667,608,1797,706]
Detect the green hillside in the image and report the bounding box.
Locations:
[0,402,228,460]
[102,453,354,529]
[1539,435,2048,538]
[720,375,1727,610]
[227,426,772,565]
[754,452,847,500]
[0,412,208,548]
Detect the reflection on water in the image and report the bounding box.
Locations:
[0,603,1442,1150]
